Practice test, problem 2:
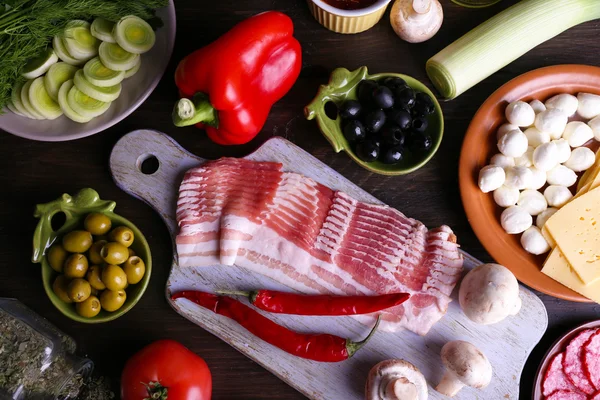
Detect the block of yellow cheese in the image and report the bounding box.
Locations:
[542,248,600,303]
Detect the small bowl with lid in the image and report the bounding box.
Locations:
[307,0,392,34]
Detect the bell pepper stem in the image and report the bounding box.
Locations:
[172,93,219,128]
[346,314,381,358]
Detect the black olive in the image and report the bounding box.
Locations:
[380,125,405,147]
[381,77,407,93]
[339,100,362,120]
[410,132,433,152]
[381,146,404,164]
[355,139,380,162]
[412,116,428,133]
[370,133,383,148]
[395,87,416,109]
[372,86,394,109]
[415,92,435,114]
[363,109,386,133]
[343,120,366,142]
[357,79,378,105]
[411,102,429,117]
[387,109,412,131]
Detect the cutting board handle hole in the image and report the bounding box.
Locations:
[137,154,160,175]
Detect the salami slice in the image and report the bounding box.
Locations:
[584,330,600,390]
[564,329,597,395]
[543,352,579,396]
[546,390,588,400]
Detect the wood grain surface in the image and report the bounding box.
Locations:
[1,0,600,398]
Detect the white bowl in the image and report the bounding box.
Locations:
[0,1,176,142]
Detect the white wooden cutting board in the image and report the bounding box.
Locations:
[110,129,548,400]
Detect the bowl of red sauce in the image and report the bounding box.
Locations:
[307,0,392,34]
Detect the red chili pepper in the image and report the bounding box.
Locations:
[217,289,409,315]
[171,291,380,362]
[172,11,302,145]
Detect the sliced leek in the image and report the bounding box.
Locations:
[11,81,36,119]
[98,42,140,71]
[28,77,62,120]
[91,18,116,43]
[20,80,46,120]
[67,85,110,118]
[22,49,58,79]
[113,15,155,54]
[83,57,124,87]
[58,80,93,123]
[6,101,25,117]
[44,62,78,101]
[426,0,600,99]
[123,57,141,79]
[63,21,99,61]
[74,69,121,102]
[53,35,84,66]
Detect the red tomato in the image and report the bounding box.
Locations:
[121,339,212,400]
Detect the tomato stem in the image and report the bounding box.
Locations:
[143,381,168,400]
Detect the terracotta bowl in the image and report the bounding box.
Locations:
[459,64,600,302]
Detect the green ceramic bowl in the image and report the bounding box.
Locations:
[305,66,444,175]
[32,188,152,323]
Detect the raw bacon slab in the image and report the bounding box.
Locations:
[592,392,600,400]
[176,158,464,335]
[543,352,579,397]
[584,330,600,390]
[546,390,588,400]
[564,329,597,395]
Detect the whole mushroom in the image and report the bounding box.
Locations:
[435,341,492,397]
[459,263,521,325]
[365,359,428,400]
[390,0,443,43]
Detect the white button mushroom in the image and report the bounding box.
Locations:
[524,127,550,148]
[478,165,506,193]
[521,226,551,255]
[517,189,548,216]
[552,138,571,164]
[514,146,534,167]
[535,109,568,139]
[546,165,577,187]
[365,359,428,400]
[563,121,594,147]
[564,147,596,172]
[496,123,520,141]
[435,341,493,397]
[577,93,600,119]
[490,154,515,170]
[588,115,600,141]
[497,129,528,157]
[529,99,546,114]
[533,141,558,171]
[527,167,547,190]
[459,263,521,325]
[544,185,574,208]
[504,166,532,190]
[493,186,519,207]
[545,93,579,116]
[536,207,559,229]
[390,0,444,44]
[505,101,535,127]
[501,206,533,234]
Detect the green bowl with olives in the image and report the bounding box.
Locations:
[304,66,444,175]
[32,188,152,323]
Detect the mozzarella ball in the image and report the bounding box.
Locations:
[544,185,573,207]
[563,121,594,147]
[535,109,568,139]
[496,123,521,141]
[514,146,534,167]
[478,165,506,193]
[490,154,515,170]
[524,127,550,148]
[504,166,533,190]
[533,142,559,171]
[521,226,551,255]
[545,93,579,116]
[536,207,559,229]
[505,101,536,127]
[547,165,577,187]
[498,129,528,157]
[529,99,546,114]
[588,115,600,141]
[494,186,520,207]
[564,147,596,172]
[577,92,600,119]
[501,206,533,234]
[552,138,571,164]
[527,167,547,190]
[517,189,548,216]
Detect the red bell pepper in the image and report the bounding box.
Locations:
[172,11,302,145]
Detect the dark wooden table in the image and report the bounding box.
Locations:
[2,0,600,398]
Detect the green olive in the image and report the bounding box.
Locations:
[76,295,101,318]
[108,226,135,247]
[90,287,99,297]
[88,240,107,265]
[101,264,128,291]
[100,289,126,312]
[63,253,89,279]
[127,248,136,257]
[100,242,129,265]
[67,278,91,303]
[123,256,145,284]
[52,275,72,303]
[62,230,93,253]
[47,244,68,273]
[86,264,106,290]
[84,213,112,236]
